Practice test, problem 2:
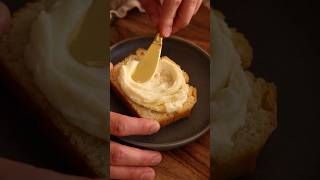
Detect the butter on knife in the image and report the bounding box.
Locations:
[68,0,108,67]
[132,33,163,83]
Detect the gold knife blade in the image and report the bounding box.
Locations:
[132,33,163,83]
[68,0,108,67]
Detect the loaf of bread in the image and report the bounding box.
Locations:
[110,48,197,127]
[0,0,106,177]
[212,10,277,179]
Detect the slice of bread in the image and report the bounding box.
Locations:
[110,48,197,127]
[212,10,277,179]
[0,1,106,177]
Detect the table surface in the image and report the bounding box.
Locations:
[111,6,211,180]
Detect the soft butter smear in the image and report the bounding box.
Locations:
[118,56,189,113]
[24,0,107,140]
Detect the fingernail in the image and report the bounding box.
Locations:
[162,27,171,37]
[149,121,160,133]
[140,170,155,180]
[151,154,162,165]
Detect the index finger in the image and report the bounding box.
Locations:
[159,0,182,37]
[172,0,198,34]
[110,112,160,136]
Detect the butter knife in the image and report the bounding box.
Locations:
[132,33,163,83]
[68,0,108,67]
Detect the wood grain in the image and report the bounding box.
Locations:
[111,5,210,180]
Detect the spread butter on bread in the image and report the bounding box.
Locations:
[110,48,197,127]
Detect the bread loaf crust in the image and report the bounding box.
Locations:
[212,10,277,179]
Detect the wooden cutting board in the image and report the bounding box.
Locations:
[111,5,210,180]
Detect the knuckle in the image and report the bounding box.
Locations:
[110,147,125,164]
[142,155,152,165]
[180,19,189,28]
[190,0,198,6]
[112,120,126,136]
[176,16,189,28]
[128,169,140,179]
[173,0,182,6]
[142,122,152,134]
[161,19,173,28]
[137,151,149,164]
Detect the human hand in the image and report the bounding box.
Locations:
[139,0,203,37]
[110,111,162,180]
[110,64,162,180]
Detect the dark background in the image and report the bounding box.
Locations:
[215,0,320,179]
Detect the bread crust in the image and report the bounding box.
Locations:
[213,73,277,179]
[110,49,197,127]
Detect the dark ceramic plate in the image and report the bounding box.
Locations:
[110,36,210,151]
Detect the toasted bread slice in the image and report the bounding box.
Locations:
[212,10,277,179]
[110,48,197,127]
[0,1,106,177]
